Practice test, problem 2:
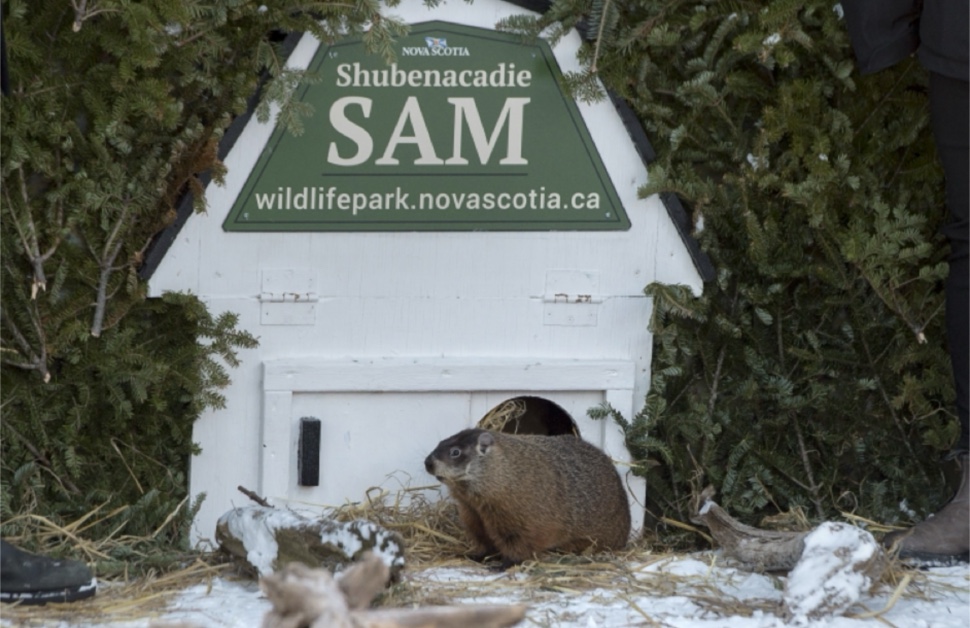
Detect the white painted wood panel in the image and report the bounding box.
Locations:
[263,357,635,392]
[289,391,473,507]
[256,357,643,530]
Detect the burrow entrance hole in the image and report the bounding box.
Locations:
[476,395,579,436]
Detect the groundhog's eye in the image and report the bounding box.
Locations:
[449,447,461,458]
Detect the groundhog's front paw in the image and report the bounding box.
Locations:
[465,550,498,563]
[465,550,517,571]
[490,557,520,572]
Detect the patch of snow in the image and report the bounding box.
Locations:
[219,507,405,577]
[763,33,782,46]
[159,578,269,626]
[784,522,880,621]
[899,499,919,520]
[698,498,714,515]
[747,153,769,170]
[219,507,309,576]
[3,553,966,627]
[324,520,406,572]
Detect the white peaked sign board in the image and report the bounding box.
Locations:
[147,0,705,544]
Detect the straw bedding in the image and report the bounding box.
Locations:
[0,479,949,625]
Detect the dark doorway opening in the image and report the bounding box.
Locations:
[477,396,579,436]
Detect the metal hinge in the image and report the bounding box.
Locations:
[259,291,320,303]
[260,270,318,325]
[543,270,601,327]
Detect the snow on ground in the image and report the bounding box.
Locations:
[399,557,969,628]
[4,553,966,627]
[783,521,885,620]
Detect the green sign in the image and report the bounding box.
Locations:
[223,22,630,232]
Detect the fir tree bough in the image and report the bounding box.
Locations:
[1,0,403,550]
[535,0,955,537]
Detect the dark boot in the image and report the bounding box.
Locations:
[0,540,97,605]
[882,453,970,565]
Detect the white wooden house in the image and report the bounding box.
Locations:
[144,0,710,544]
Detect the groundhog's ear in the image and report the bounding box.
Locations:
[477,431,495,454]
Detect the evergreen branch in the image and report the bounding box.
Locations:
[887,140,916,190]
[857,328,927,483]
[918,299,946,340]
[854,59,917,135]
[102,196,134,267]
[5,167,62,299]
[174,29,210,49]
[850,260,927,342]
[591,0,613,73]
[665,374,693,414]
[702,285,740,429]
[776,300,785,368]
[91,198,133,338]
[21,83,84,99]
[791,414,824,519]
[630,0,680,40]
[70,0,121,32]
[751,472,783,513]
[0,306,39,362]
[764,454,815,495]
[706,345,726,420]
[0,303,49,382]
[0,351,45,373]
[110,438,145,495]
[91,243,125,338]
[2,423,81,495]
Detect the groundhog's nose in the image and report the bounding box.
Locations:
[424,454,434,474]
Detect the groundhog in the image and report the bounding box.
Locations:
[424,428,631,567]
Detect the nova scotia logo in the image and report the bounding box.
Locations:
[402,35,471,57]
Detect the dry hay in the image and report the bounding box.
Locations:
[327,483,468,568]
[326,487,954,623]
[325,485,784,617]
[0,486,952,626]
[477,398,579,436]
[381,543,794,621]
[477,398,528,432]
[1,558,231,626]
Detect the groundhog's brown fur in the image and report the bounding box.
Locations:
[424,428,631,567]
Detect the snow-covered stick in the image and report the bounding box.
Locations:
[691,486,808,572]
[692,486,891,621]
[237,485,273,508]
[783,522,887,620]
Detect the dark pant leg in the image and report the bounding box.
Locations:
[929,72,970,452]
